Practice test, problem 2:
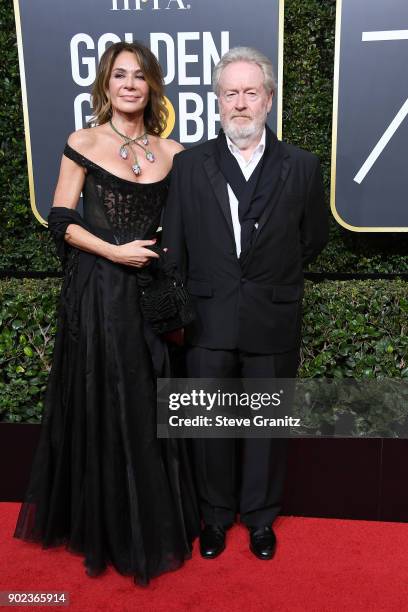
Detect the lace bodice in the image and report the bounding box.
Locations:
[64,144,169,245]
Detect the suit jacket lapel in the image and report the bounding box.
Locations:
[256,151,291,235]
[241,149,291,272]
[203,154,235,240]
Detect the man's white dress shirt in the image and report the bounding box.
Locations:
[225,129,266,257]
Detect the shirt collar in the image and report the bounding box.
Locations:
[225,127,266,160]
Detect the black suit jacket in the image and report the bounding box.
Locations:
[162,133,328,354]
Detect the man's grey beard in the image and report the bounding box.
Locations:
[221,111,267,149]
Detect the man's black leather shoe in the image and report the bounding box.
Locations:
[249,526,276,560]
[199,524,226,559]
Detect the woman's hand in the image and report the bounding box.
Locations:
[112,239,160,268]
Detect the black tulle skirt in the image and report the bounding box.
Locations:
[14,256,199,585]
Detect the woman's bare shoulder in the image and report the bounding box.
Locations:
[67,126,105,154]
[159,138,184,155]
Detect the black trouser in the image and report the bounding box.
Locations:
[186,346,299,528]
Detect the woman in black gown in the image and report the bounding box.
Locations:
[14,41,198,585]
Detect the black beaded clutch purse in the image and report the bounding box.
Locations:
[137,250,195,335]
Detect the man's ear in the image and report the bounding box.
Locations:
[267,92,273,114]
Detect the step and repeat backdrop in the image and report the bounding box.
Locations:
[14,0,408,231]
[13,0,283,224]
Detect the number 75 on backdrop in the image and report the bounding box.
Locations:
[331,0,408,231]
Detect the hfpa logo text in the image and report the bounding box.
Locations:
[111,0,191,10]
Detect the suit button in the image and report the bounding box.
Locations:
[241,278,247,284]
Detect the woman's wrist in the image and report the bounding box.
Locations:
[104,243,119,262]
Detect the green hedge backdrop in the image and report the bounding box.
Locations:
[0,0,407,423]
[1,279,407,423]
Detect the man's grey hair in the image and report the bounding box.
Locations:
[212,46,277,97]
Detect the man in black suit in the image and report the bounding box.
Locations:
[162,47,328,560]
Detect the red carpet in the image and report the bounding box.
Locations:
[1,503,408,611]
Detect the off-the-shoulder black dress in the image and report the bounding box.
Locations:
[14,144,199,585]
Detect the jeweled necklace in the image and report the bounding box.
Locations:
[109,120,155,176]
